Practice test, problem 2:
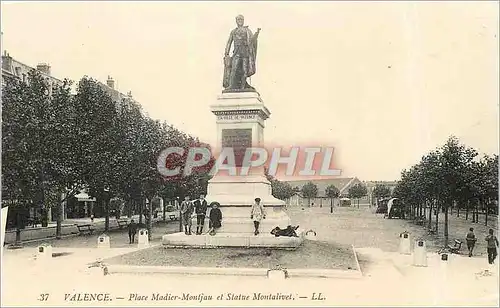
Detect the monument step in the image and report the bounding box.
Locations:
[186,221,298,235]
[162,231,304,248]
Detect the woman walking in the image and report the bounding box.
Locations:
[250,198,266,235]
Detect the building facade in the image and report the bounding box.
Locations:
[1,50,63,90]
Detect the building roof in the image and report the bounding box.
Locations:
[2,52,63,85]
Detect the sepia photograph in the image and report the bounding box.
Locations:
[1,1,499,306]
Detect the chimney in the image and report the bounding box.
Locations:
[127,91,133,98]
[36,63,51,75]
[106,75,115,89]
[2,50,12,71]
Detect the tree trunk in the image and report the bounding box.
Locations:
[128,200,133,218]
[474,200,479,223]
[15,212,22,245]
[435,200,439,232]
[15,228,21,244]
[163,198,167,221]
[465,200,469,220]
[485,200,488,226]
[330,198,333,213]
[457,201,460,217]
[104,198,110,232]
[56,191,66,239]
[56,202,62,239]
[178,198,183,232]
[444,203,449,247]
[427,200,433,229]
[138,199,143,225]
[147,198,153,240]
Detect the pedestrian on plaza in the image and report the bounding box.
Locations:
[128,219,138,244]
[485,228,499,264]
[207,202,222,236]
[180,196,194,235]
[466,227,477,257]
[250,197,266,236]
[90,214,94,223]
[193,194,208,235]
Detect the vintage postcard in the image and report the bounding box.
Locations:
[1,1,499,307]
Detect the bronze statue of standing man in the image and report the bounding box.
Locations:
[223,15,261,92]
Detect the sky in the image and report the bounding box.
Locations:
[1,1,498,181]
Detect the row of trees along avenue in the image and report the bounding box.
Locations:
[2,70,215,242]
[393,136,498,246]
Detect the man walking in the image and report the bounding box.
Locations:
[180,196,194,235]
[466,227,477,257]
[193,194,208,235]
[485,228,499,265]
[128,219,137,244]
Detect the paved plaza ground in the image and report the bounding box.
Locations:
[2,205,499,306]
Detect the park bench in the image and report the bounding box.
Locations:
[116,219,129,229]
[415,216,425,226]
[26,218,41,228]
[76,224,95,235]
[447,239,462,254]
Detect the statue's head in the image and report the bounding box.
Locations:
[235,15,244,26]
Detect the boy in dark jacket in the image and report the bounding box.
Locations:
[207,202,222,236]
[193,194,208,235]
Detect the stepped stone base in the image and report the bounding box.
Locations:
[162,230,304,248]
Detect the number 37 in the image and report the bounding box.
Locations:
[38,293,49,301]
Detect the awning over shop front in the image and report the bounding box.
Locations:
[74,192,96,202]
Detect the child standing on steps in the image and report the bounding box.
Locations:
[180,196,194,235]
[250,198,266,236]
[207,202,222,236]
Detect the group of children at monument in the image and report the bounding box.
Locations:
[180,195,266,236]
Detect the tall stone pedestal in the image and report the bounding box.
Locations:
[162,92,302,248]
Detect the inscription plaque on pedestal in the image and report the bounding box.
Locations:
[221,128,252,167]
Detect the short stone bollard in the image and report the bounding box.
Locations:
[412,239,427,267]
[85,259,107,277]
[138,229,149,248]
[436,252,450,304]
[36,243,53,263]
[97,234,110,249]
[305,230,317,240]
[399,231,411,255]
[267,265,289,280]
[267,269,286,280]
